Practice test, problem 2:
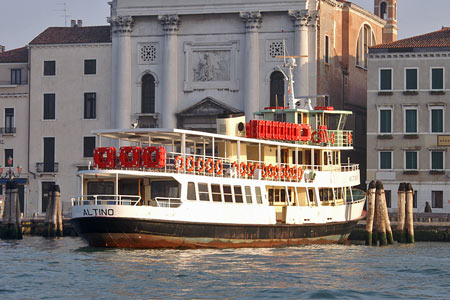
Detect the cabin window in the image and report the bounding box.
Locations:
[87,181,114,195]
[308,188,315,204]
[255,187,263,204]
[211,184,222,202]
[281,149,289,164]
[245,186,252,204]
[234,186,243,203]
[198,183,209,201]
[292,151,303,165]
[223,185,233,202]
[187,182,196,200]
[151,181,179,199]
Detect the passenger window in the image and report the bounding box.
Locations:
[234,186,243,203]
[187,182,196,201]
[223,185,233,202]
[255,187,263,204]
[245,186,252,204]
[198,183,209,201]
[211,184,222,202]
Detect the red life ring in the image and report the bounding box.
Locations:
[206,158,214,173]
[329,132,336,145]
[298,167,304,181]
[280,165,286,179]
[186,156,195,172]
[262,164,268,178]
[240,162,247,176]
[215,160,223,175]
[348,132,353,144]
[267,164,274,177]
[285,166,291,179]
[311,131,320,143]
[273,165,280,178]
[197,158,205,172]
[292,166,298,179]
[175,156,184,171]
[247,162,255,176]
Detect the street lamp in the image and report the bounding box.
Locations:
[0,156,22,180]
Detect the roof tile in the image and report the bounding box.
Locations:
[371,27,450,49]
[0,47,28,63]
[29,26,111,45]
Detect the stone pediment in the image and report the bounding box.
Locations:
[177,97,242,117]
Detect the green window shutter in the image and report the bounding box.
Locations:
[380,110,391,133]
[432,151,443,170]
[405,69,417,90]
[380,152,391,169]
[432,68,444,90]
[431,109,443,132]
[405,109,417,133]
[380,69,392,90]
[405,151,417,169]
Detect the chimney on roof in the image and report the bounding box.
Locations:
[71,20,76,27]
[0,45,4,53]
[77,20,82,27]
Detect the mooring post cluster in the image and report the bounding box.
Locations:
[0,181,23,239]
[44,185,63,237]
[365,180,394,246]
[397,182,415,243]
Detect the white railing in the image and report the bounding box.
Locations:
[71,195,141,206]
[152,197,182,208]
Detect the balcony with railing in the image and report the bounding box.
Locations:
[0,127,16,135]
[36,162,59,173]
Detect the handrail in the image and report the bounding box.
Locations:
[152,197,182,208]
[71,194,141,206]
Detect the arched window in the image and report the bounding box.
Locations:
[380,2,387,19]
[356,25,376,69]
[141,74,155,113]
[270,71,285,107]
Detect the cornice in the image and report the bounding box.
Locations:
[321,0,344,9]
[0,93,28,98]
[344,3,386,27]
[28,43,111,49]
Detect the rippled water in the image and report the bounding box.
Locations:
[0,237,448,299]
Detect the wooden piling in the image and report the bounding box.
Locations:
[44,185,63,237]
[405,183,415,243]
[375,181,387,246]
[380,182,394,244]
[365,181,376,246]
[0,181,23,239]
[396,183,406,243]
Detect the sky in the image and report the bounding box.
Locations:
[0,0,449,51]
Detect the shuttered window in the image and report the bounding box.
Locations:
[43,94,55,120]
[431,68,444,90]
[405,109,417,133]
[405,68,417,90]
[380,69,392,90]
[379,109,391,133]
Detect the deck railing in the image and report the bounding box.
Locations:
[151,197,182,208]
[71,195,141,206]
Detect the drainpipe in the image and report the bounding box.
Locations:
[27,46,36,180]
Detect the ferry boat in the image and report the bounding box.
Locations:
[71,58,366,248]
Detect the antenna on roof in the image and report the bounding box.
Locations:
[54,2,71,27]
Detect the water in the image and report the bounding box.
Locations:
[0,237,448,300]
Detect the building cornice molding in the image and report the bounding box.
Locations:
[344,3,386,27]
[28,43,111,49]
[0,93,28,98]
[321,0,344,9]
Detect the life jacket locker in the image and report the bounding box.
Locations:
[265,121,273,139]
[272,122,279,140]
[278,122,286,140]
[119,146,142,168]
[142,146,166,168]
[94,147,116,169]
[257,120,266,139]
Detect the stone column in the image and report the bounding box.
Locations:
[158,14,180,128]
[108,16,134,129]
[240,11,262,121]
[289,10,310,98]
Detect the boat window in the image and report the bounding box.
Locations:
[234,186,243,203]
[255,187,263,204]
[211,184,222,202]
[308,188,315,204]
[223,185,233,202]
[187,182,196,201]
[87,181,114,195]
[292,150,303,165]
[151,181,180,199]
[245,186,252,204]
[198,183,209,201]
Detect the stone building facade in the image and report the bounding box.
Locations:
[367,27,450,213]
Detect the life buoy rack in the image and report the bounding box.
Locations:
[175,156,184,171]
[94,147,116,169]
[186,156,195,172]
[142,146,166,168]
[119,146,142,168]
